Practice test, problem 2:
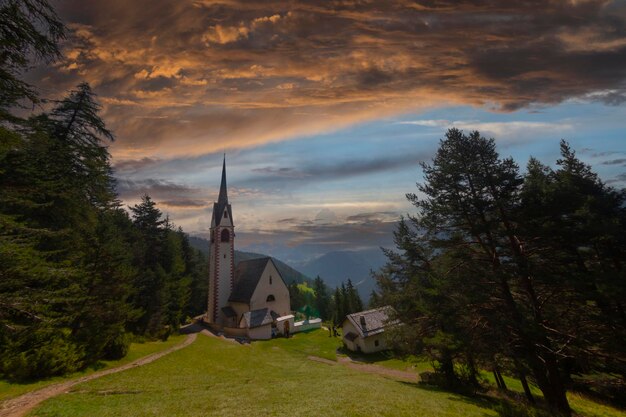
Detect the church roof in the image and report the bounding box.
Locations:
[241,308,279,328]
[221,306,237,318]
[212,155,233,227]
[343,306,398,339]
[229,257,282,303]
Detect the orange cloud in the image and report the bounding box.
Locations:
[29,0,626,160]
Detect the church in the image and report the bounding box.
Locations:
[205,157,293,340]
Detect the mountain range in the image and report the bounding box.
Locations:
[188,236,388,301]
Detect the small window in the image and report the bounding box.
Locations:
[266,294,275,302]
[224,211,228,218]
[221,229,230,242]
[269,275,272,285]
[374,340,379,347]
[223,254,226,259]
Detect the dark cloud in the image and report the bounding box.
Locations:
[244,151,431,187]
[115,178,199,200]
[251,167,310,178]
[159,199,208,208]
[345,212,399,223]
[606,172,626,184]
[601,158,626,165]
[591,150,624,157]
[113,157,161,172]
[26,0,626,159]
[234,213,399,262]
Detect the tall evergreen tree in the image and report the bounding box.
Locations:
[0,0,65,122]
[313,276,331,320]
[375,129,625,414]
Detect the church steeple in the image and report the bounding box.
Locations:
[207,154,235,324]
[218,154,228,204]
[212,155,233,227]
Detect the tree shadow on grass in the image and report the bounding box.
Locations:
[338,347,425,366]
[398,381,554,417]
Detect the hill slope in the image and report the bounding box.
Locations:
[29,331,620,417]
[295,249,388,301]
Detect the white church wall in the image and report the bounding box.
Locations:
[293,318,322,333]
[248,324,272,340]
[249,261,291,316]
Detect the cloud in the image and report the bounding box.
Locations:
[601,158,626,165]
[345,212,399,224]
[233,211,400,260]
[606,172,626,184]
[159,199,209,208]
[27,0,626,159]
[115,178,200,200]
[251,166,310,178]
[398,120,574,142]
[113,157,161,172]
[244,151,431,188]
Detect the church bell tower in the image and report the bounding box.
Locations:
[207,155,235,324]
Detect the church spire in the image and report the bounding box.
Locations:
[218,154,228,204]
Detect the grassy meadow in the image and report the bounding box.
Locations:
[0,335,186,402]
[27,330,626,417]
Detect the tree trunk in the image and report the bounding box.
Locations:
[493,370,502,389]
[466,351,479,387]
[494,364,507,390]
[440,350,456,389]
[514,358,535,403]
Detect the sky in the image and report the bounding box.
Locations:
[30,0,626,263]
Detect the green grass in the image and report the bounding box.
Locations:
[24,330,626,417]
[30,331,500,417]
[480,371,625,417]
[256,328,342,361]
[341,349,434,374]
[0,335,186,402]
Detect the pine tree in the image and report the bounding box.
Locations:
[379,129,610,414]
[313,276,331,320]
[129,195,168,335]
[345,279,363,313]
[0,0,65,122]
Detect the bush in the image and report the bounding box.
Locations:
[0,330,83,381]
[102,332,132,360]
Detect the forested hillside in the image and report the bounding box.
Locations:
[0,2,207,381]
[374,129,626,415]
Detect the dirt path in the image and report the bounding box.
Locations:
[308,355,418,383]
[0,333,197,417]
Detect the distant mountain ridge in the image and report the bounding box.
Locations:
[294,249,388,301]
[188,236,312,285]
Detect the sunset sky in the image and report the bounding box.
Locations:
[31,0,626,263]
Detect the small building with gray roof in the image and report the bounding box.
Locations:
[342,306,397,353]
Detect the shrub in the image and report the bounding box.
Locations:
[102,332,132,360]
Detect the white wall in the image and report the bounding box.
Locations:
[360,335,386,353]
[276,316,295,336]
[293,318,322,333]
[341,321,387,353]
[248,324,272,340]
[249,261,291,316]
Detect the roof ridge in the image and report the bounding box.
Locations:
[347,306,391,317]
[237,256,271,265]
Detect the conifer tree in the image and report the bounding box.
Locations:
[313,276,331,320]
[0,0,65,122]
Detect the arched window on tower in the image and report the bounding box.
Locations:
[221,229,230,242]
